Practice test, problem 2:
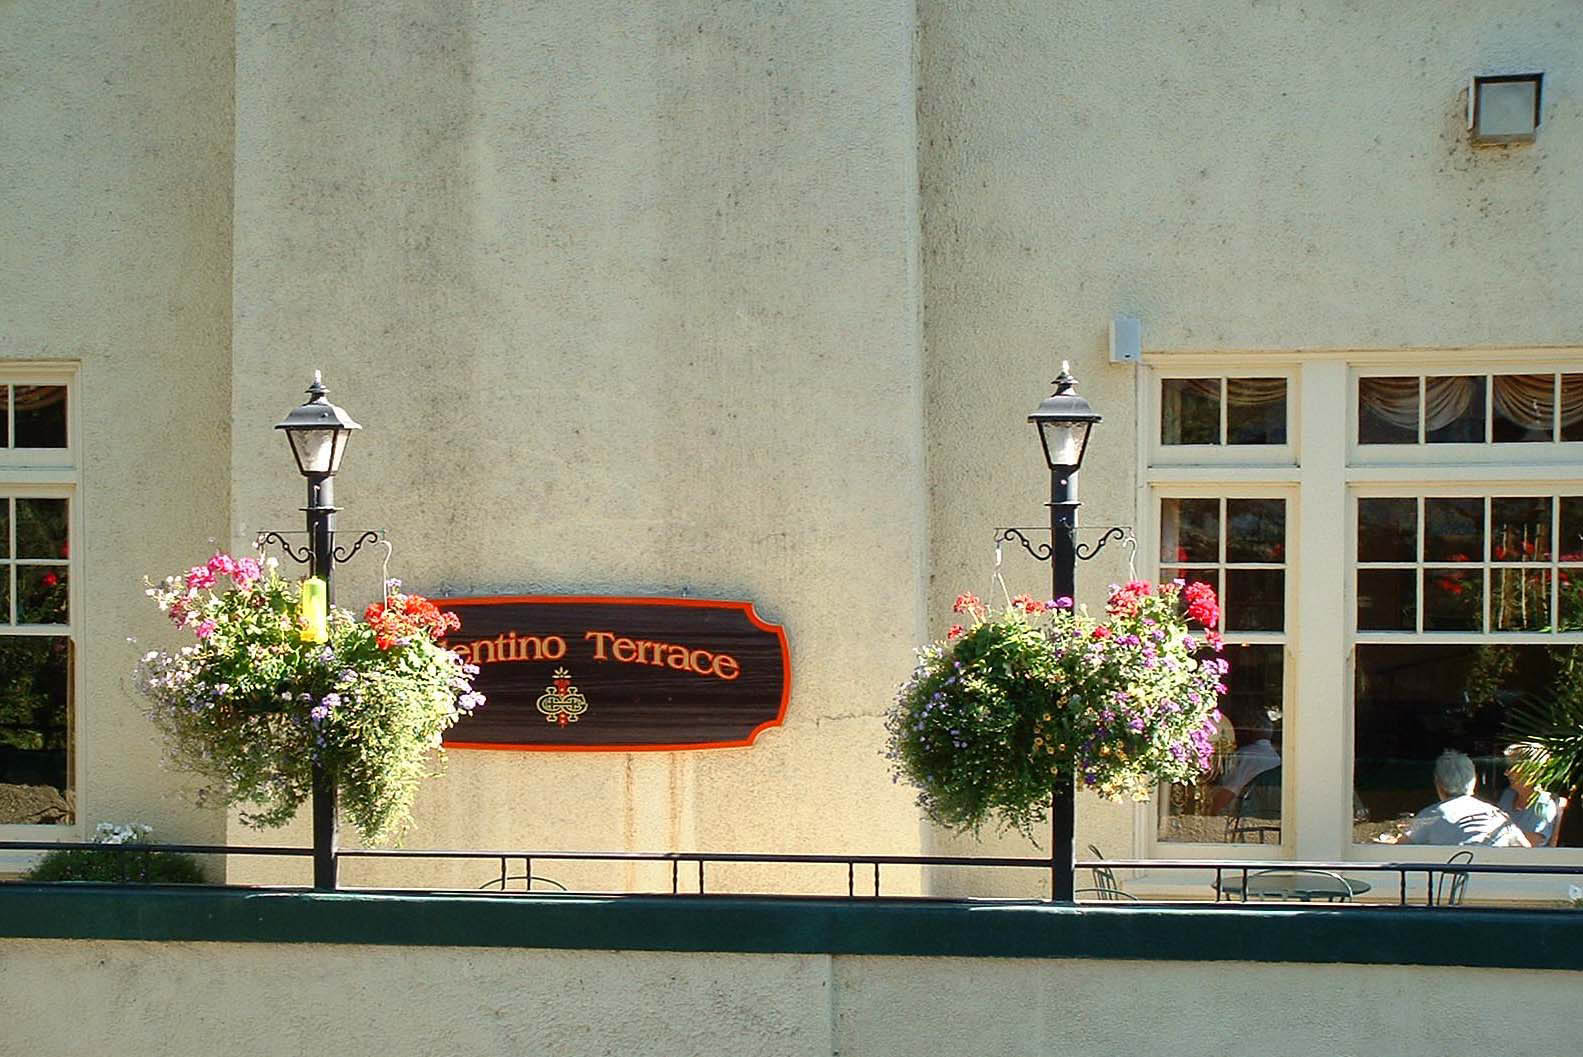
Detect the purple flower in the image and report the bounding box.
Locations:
[1054,596,1074,609]
[321,693,341,710]
[1128,717,1145,732]
[310,704,331,723]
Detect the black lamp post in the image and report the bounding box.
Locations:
[1027,363,1100,903]
[274,372,361,891]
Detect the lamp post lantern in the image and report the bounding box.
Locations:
[274,371,361,890]
[1027,362,1100,903]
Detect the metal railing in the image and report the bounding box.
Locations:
[3,840,1581,907]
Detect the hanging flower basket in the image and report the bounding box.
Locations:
[885,581,1227,837]
[136,552,484,845]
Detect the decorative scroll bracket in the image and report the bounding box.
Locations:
[254,529,384,566]
[994,525,1131,564]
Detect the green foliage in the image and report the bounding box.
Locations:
[886,584,1227,838]
[23,846,206,884]
[137,555,482,845]
[1505,646,1583,798]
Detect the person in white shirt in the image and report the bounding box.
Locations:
[1208,710,1280,816]
[1380,750,1530,847]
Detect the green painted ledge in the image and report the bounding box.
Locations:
[1,885,1580,971]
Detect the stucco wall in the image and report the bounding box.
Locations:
[1,937,1578,1057]
[917,0,1583,888]
[226,0,926,886]
[0,1,234,850]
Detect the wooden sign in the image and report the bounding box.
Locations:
[438,596,791,751]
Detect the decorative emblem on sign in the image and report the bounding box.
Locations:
[535,667,589,726]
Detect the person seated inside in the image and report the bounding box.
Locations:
[1378,750,1530,847]
[1207,708,1280,816]
[1497,745,1562,848]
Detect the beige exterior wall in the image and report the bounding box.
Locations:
[0,1,234,856]
[7,0,1583,895]
[224,0,926,886]
[2,938,1578,1056]
[918,1,1583,889]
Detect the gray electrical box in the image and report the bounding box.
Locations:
[1109,315,1141,364]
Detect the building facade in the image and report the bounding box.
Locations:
[3,1,1582,900]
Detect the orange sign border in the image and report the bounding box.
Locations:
[437,595,792,753]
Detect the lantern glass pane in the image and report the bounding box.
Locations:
[288,428,338,475]
[1039,420,1087,470]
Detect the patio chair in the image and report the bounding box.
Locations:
[1226,765,1282,844]
[1086,844,1119,894]
[1435,850,1473,907]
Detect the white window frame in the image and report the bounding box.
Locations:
[1134,349,1583,900]
[0,364,81,861]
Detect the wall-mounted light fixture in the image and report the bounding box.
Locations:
[1469,73,1543,145]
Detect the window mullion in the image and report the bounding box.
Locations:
[1293,360,1351,861]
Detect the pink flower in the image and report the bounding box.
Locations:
[232,557,262,588]
[185,565,216,590]
[195,618,217,638]
[207,552,236,577]
[947,624,965,638]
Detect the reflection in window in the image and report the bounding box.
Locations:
[8,386,67,450]
[0,636,72,824]
[1361,372,1583,446]
[1161,379,1219,445]
[1161,377,1287,446]
[1425,376,1485,444]
[1493,374,1556,443]
[1354,643,1576,847]
[1158,643,1283,844]
[1357,493,1583,635]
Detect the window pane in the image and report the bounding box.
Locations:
[1358,498,1417,562]
[1159,498,1218,564]
[0,635,72,824]
[1225,569,1283,631]
[1358,376,1418,444]
[0,387,8,447]
[1358,569,1415,631]
[1225,499,1284,563]
[1492,374,1554,442]
[15,498,67,559]
[1425,375,1486,444]
[1559,497,1583,562]
[1560,569,1583,630]
[0,499,8,560]
[12,386,67,449]
[1161,379,1220,445]
[1490,496,1550,562]
[1492,568,1549,632]
[1354,643,1574,847]
[1226,378,1286,445]
[1424,497,1482,562]
[1563,375,1583,442]
[1424,568,1483,630]
[17,567,67,625]
[1158,643,1282,844]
